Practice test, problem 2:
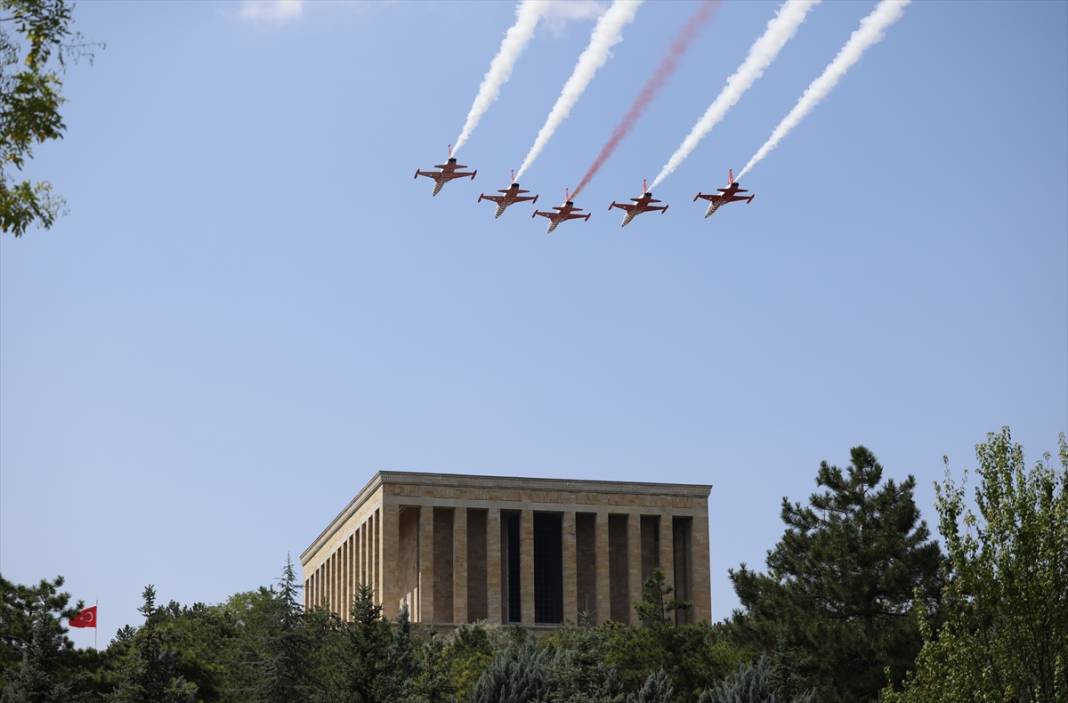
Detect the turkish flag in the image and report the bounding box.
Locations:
[69,606,97,628]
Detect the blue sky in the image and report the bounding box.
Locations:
[1,0,1065,644]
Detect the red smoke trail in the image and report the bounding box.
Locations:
[571,0,719,199]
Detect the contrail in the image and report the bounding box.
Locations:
[452,0,549,156]
[572,0,719,199]
[515,0,643,181]
[651,0,820,190]
[739,0,910,178]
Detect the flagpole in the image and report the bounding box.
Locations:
[94,599,98,650]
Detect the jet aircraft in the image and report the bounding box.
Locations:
[478,173,538,218]
[532,190,591,233]
[414,146,477,196]
[609,179,669,227]
[693,169,754,218]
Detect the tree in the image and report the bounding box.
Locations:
[408,631,454,703]
[627,669,674,703]
[105,586,198,703]
[471,642,550,703]
[633,568,688,628]
[883,429,1068,703]
[0,0,98,236]
[696,657,814,703]
[728,446,943,702]
[442,623,494,701]
[257,556,310,703]
[0,575,95,701]
[314,583,397,702]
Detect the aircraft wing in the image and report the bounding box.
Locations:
[514,195,537,203]
[695,192,722,202]
[611,202,637,212]
[481,195,504,204]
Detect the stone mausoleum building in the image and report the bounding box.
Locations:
[301,471,711,627]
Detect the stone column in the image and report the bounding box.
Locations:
[627,513,643,625]
[361,523,368,587]
[562,511,578,623]
[658,513,674,597]
[595,511,611,624]
[380,504,400,619]
[692,512,711,623]
[418,506,435,623]
[342,538,349,621]
[520,510,535,625]
[486,508,502,623]
[373,510,382,608]
[330,553,337,615]
[453,507,468,625]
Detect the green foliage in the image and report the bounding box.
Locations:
[443,622,495,701]
[697,657,813,703]
[627,669,674,703]
[408,631,453,703]
[0,0,99,236]
[883,429,1068,703]
[728,445,943,702]
[471,642,550,703]
[633,568,688,628]
[0,575,96,701]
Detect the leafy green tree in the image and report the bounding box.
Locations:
[408,631,453,703]
[883,429,1068,703]
[728,446,943,703]
[0,0,98,236]
[696,657,814,703]
[442,623,494,701]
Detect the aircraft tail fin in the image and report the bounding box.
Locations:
[728,168,735,185]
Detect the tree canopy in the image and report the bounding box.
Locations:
[1,0,97,237]
[727,445,943,702]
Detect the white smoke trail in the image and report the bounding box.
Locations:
[739,0,910,178]
[515,0,642,180]
[452,1,549,156]
[651,0,819,189]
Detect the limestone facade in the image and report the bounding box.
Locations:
[300,472,712,626]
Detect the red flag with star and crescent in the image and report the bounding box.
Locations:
[69,606,97,628]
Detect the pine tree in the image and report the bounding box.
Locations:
[105,586,197,703]
[633,568,688,628]
[258,556,309,703]
[728,446,942,702]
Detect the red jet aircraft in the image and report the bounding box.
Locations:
[609,179,669,227]
[414,145,477,196]
[532,190,591,234]
[478,172,539,218]
[693,169,754,218]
